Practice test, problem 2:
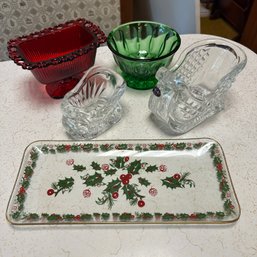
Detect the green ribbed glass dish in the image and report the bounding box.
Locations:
[107,21,181,90]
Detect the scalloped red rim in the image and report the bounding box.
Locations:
[7,18,107,70]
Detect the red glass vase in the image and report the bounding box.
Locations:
[7,18,106,99]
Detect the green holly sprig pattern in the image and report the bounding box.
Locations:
[46,156,195,209]
[47,177,74,196]
[162,172,195,189]
[79,156,159,209]
[10,142,237,223]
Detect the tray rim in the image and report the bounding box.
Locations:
[6,137,241,225]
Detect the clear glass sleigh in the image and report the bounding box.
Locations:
[149,39,247,135]
[61,66,126,139]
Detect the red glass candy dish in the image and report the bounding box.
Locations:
[7,18,107,99]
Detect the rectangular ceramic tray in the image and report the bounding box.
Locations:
[6,138,240,225]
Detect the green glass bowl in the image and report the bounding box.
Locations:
[107,21,181,90]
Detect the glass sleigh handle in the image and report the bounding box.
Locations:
[149,39,247,135]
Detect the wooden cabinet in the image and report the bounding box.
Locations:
[120,0,134,23]
[214,0,257,52]
[240,0,257,53]
[219,0,253,33]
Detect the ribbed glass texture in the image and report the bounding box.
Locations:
[7,19,106,98]
[61,66,126,139]
[149,39,247,134]
[107,21,181,90]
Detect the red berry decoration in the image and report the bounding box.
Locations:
[149,187,158,196]
[101,164,109,171]
[83,189,91,198]
[66,159,74,165]
[47,189,55,196]
[124,156,129,162]
[19,186,26,194]
[190,214,197,219]
[138,200,145,207]
[159,164,167,172]
[173,173,181,180]
[127,173,132,179]
[120,174,126,180]
[122,179,129,185]
[217,163,223,171]
[75,215,81,221]
[65,145,71,151]
[112,192,119,199]
[158,144,165,150]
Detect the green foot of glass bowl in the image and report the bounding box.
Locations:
[121,72,157,90]
[107,21,181,90]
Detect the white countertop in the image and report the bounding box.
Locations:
[1,34,257,257]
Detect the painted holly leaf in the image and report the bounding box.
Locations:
[81,143,93,151]
[111,157,125,169]
[91,161,101,170]
[41,145,49,153]
[30,150,38,161]
[57,177,74,188]
[104,178,122,194]
[224,199,235,215]
[127,160,142,174]
[175,143,186,150]
[17,193,25,204]
[104,168,117,176]
[220,181,230,199]
[31,161,36,168]
[129,197,138,206]
[145,165,158,173]
[12,212,21,220]
[193,143,203,149]
[101,213,110,220]
[138,177,151,187]
[56,145,66,152]
[51,177,75,196]
[73,164,86,172]
[96,179,121,209]
[162,172,195,190]
[83,172,104,186]
[100,144,114,152]
[122,184,144,203]
[119,212,134,221]
[217,171,223,182]
[115,144,128,150]
[135,145,143,151]
[21,179,30,189]
[162,177,181,189]
[149,144,158,150]
[122,184,136,200]
[24,166,33,177]
[96,192,114,209]
[71,145,80,152]
[213,156,222,165]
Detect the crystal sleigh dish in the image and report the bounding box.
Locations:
[61,66,126,139]
[6,139,240,225]
[107,21,181,90]
[149,39,247,134]
[7,18,106,99]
